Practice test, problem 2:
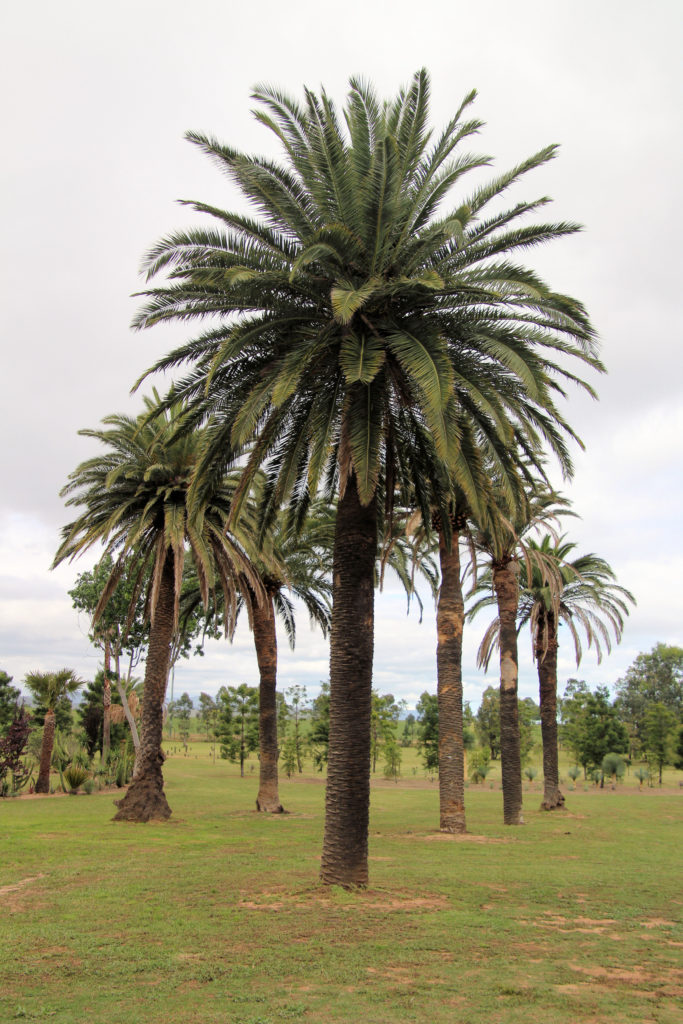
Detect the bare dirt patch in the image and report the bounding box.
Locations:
[641,918,678,929]
[0,873,46,897]
[237,887,448,913]
[415,832,512,844]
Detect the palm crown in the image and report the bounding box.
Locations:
[134,70,601,527]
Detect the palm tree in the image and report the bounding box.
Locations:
[507,535,633,809]
[469,487,570,824]
[54,395,261,822]
[132,72,601,884]
[24,669,83,793]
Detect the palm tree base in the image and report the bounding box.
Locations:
[112,772,171,822]
[256,794,284,813]
[540,788,565,811]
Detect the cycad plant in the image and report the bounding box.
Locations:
[54,394,262,821]
[133,72,600,884]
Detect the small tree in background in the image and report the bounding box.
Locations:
[309,683,330,771]
[174,692,194,749]
[285,685,309,774]
[417,692,439,775]
[217,685,259,776]
[640,702,678,784]
[475,686,501,759]
[383,740,402,782]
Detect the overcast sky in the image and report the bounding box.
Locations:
[1,0,681,711]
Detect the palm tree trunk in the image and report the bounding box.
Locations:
[254,594,284,812]
[436,525,466,833]
[102,636,112,761]
[537,614,564,810]
[493,560,524,825]
[320,473,377,887]
[113,551,175,822]
[35,709,56,794]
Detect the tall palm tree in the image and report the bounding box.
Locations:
[54,395,261,822]
[477,534,635,809]
[24,669,83,793]
[132,72,601,884]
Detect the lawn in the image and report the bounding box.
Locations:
[1,751,681,1024]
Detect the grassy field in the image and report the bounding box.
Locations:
[1,750,681,1024]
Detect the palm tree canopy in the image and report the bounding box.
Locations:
[24,669,83,711]
[472,533,636,669]
[53,393,262,636]
[133,70,602,530]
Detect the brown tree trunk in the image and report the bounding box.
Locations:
[493,560,524,825]
[35,709,56,794]
[320,473,377,888]
[436,525,466,833]
[102,636,112,762]
[254,594,284,812]
[537,614,564,810]
[113,551,175,822]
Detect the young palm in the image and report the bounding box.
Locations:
[133,72,601,884]
[477,535,635,809]
[24,669,83,793]
[54,395,261,822]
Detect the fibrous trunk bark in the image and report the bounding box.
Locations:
[113,551,175,822]
[436,526,466,833]
[254,594,284,812]
[493,561,524,825]
[35,709,56,794]
[537,614,564,810]
[102,637,112,761]
[320,474,377,888]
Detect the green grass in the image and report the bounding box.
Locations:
[1,753,681,1023]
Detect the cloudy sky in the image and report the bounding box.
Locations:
[1,0,681,711]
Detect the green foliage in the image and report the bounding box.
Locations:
[197,692,217,739]
[370,691,403,772]
[563,684,628,773]
[640,702,678,784]
[616,644,683,755]
[172,692,194,745]
[469,748,492,783]
[280,737,298,779]
[416,692,439,773]
[23,669,83,731]
[217,685,259,775]
[601,752,626,785]
[0,671,21,736]
[77,671,128,757]
[383,739,402,781]
[475,686,500,759]
[524,766,538,782]
[63,763,90,793]
[400,712,416,747]
[308,683,329,771]
[284,684,309,773]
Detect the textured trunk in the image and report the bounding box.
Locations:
[493,561,523,825]
[102,637,112,761]
[537,614,564,810]
[113,552,175,822]
[254,593,284,813]
[436,526,466,833]
[35,709,56,794]
[320,474,377,887]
